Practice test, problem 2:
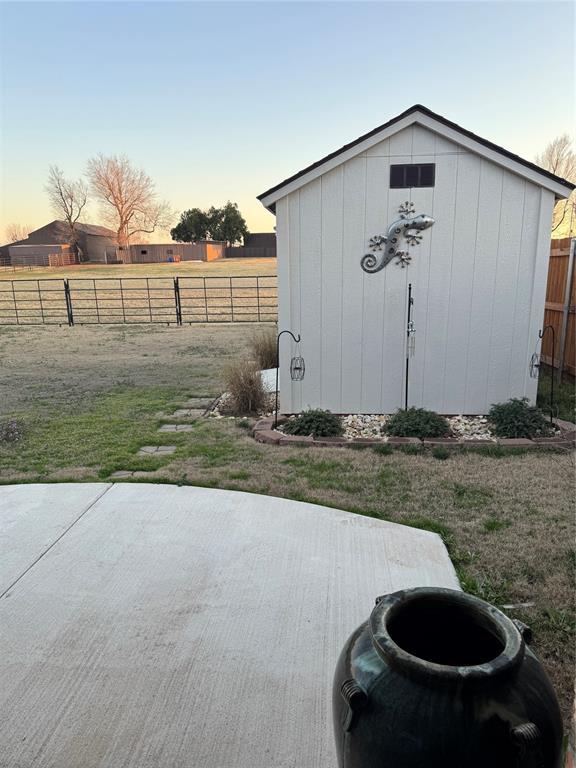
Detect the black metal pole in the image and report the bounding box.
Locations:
[274,330,301,429]
[538,325,556,425]
[404,283,413,411]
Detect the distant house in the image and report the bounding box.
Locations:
[0,220,118,266]
[225,232,276,258]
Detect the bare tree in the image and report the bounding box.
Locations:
[45,165,88,251]
[535,134,576,236]
[5,223,30,243]
[86,154,172,246]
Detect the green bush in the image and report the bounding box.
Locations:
[488,398,553,439]
[283,409,344,438]
[385,407,449,439]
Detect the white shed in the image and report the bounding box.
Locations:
[258,105,574,415]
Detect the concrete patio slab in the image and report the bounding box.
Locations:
[0,483,111,595]
[0,483,459,768]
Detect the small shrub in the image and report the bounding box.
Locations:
[283,409,344,438]
[249,329,278,370]
[0,419,24,443]
[224,361,267,415]
[236,418,253,430]
[399,444,423,455]
[385,407,449,439]
[432,446,451,460]
[373,443,393,456]
[488,397,553,439]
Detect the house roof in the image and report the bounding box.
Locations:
[258,105,575,212]
[29,220,117,238]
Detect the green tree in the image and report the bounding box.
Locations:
[210,201,249,246]
[170,208,211,242]
[170,202,249,246]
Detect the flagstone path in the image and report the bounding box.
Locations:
[110,395,217,479]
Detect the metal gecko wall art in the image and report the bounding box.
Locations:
[360,202,435,272]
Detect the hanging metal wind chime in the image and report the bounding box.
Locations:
[274,330,305,429]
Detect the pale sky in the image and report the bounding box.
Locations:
[1,0,574,241]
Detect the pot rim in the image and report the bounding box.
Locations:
[369,587,524,682]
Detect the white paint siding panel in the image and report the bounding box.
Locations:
[320,168,344,411]
[276,197,292,413]
[340,157,367,410]
[361,158,390,411]
[389,126,414,156]
[421,153,459,411]
[434,133,465,155]
[366,137,390,157]
[508,182,541,399]
[486,174,526,408]
[442,153,482,413]
[298,181,323,410]
[411,125,436,155]
[464,161,504,412]
[287,192,302,412]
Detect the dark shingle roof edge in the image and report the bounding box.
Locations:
[257,104,575,210]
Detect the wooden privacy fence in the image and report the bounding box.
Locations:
[542,238,575,375]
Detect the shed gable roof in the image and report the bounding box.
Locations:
[258,105,575,212]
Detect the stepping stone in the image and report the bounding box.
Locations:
[182,398,213,409]
[158,424,194,433]
[170,409,203,419]
[110,471,135,479]
[137,445,177,456]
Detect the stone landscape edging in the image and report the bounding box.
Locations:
[252,417,576,450]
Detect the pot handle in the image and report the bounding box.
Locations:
[340,679,367,732]
[510,722,544,768]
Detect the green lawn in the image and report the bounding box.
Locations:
[0,322,574,728]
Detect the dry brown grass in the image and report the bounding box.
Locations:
[223,361,268,415]
[1,257,277,281]
[249,327,278,369]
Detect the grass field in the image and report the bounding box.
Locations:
[0,319,574,728]
[0,258,278,325]
[0,257,277,281]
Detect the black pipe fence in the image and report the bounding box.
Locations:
[0,276,277,326]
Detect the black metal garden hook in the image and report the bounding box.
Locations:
[274,330,302,429]
[538,325,556,425]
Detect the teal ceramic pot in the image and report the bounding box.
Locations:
[333,587,563,768]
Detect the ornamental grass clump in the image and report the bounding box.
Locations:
[283,409,344,438]
[385,407,449,439]
[249,329,278,370]
[488,398,553,439]
[224,361,267,415]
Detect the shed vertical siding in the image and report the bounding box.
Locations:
[276,124,556,415]
[320,167,344,411]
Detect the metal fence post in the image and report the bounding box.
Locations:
[64,279,74,326]
[173,277,182,325]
